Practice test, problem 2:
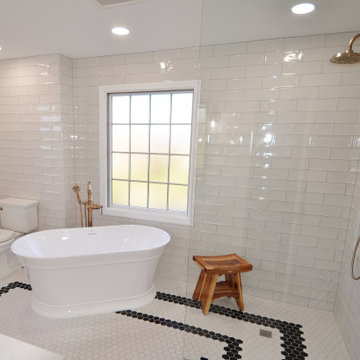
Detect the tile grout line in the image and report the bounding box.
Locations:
[0,283,308,360]
[155,292,308,360]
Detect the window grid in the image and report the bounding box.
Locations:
[146,96,151,208]
[109,90,193,213]
[166,96,173,211]
[127,97,131,205]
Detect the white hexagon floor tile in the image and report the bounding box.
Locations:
[0,270,350,360]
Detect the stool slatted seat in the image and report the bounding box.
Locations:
[192,254,253,315]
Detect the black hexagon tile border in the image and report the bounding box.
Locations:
[155,292,308,360]
[0,283,308,360]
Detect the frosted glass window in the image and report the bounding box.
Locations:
[170,156,189,184]
[150,125,170,153]
[112,125,129,152]
[171,125,191,154]
[169,185,188,212]
[109,88,194,217]
[150,155,168,182]
[112,96,130,124]
[149,184,167,210]
[112,153,129,180]
[131,125,149,153]
[171,93,193,123]
[130,182,147,207]
[130,154,148,181]
[112,180,128,206]
[131,95,149,123]
[151,94,170,123]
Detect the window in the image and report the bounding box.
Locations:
[99,81,199,225]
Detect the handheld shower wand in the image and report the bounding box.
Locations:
[72,184,84,227]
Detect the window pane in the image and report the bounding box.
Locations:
[112,153,129,180]
[130,154,148,181]
[112,95,129,124]
[131,95,149,123]
[108,89,195,217]
[150,125,170,153]
[169,156,189,184]
[131,125,149,153]
[149,183,167,210]
[169,185,188,212]
[170,125,191,154]
[112,125,129,152]
[130,182,147,207]
[112,180,128,206]
[150,155,168,182]
[151,94,170,123]
[171,93,193,124]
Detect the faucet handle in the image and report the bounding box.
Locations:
[92,203,103,213]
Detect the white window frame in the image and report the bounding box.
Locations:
[99,80,200,226]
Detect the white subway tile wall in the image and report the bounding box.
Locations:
[1,32,360,358]
[334,165,360,359]
[70,32,360,314]
[0,55,76,229]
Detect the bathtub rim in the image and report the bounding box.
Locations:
[11,224,170,261]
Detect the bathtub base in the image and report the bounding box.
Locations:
[31,285,156,319]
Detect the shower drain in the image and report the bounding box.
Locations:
[259,329,272,338]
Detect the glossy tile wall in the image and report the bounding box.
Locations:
[0,54,75,229]
[334,162,360,359]
[59,55,76,228]
[73,32,360,313]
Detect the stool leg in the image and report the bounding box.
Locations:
[225,274,234,298]
[193,270,205,300]
[234,273,244,311]
[200,274,218,315]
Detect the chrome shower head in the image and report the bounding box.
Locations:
[330,33,360,64]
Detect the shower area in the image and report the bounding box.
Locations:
[173,3,360,359]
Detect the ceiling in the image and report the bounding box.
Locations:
[0,0,359,60]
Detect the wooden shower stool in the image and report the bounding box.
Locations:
[192,254,253,315]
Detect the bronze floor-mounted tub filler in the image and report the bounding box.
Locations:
[72,182,103,227]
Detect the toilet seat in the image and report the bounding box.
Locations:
[0,229,15,244]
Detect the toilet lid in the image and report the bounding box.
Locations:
[0,229,15,243]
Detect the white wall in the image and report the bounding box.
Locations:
[0,54,75,229]
[1,32,360,359]
[334,167,360,359]
[72,32,360,313]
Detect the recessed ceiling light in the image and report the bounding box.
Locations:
[291,3,316,15]
[112,26,130,36]
[0,46,2,51]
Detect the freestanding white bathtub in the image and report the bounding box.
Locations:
[11,225,170,319]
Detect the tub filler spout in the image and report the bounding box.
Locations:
[72,181,103,227]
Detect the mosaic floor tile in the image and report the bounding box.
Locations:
[0,270,351,360]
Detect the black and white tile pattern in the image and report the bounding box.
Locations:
[155,292,307,360]
[0,280,306,360]
[0,271,350,360]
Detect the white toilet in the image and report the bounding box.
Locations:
[0,197,38,279]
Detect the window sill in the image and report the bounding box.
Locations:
[103,206,192,226]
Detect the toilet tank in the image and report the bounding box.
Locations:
[0,198,38,233]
